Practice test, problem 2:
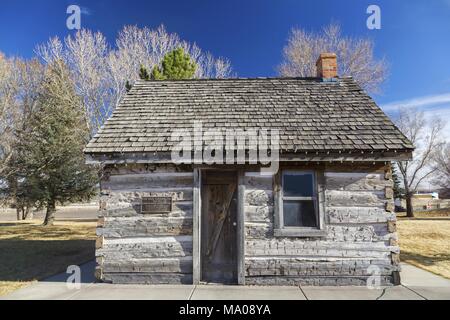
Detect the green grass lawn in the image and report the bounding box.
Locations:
[0,220,96,296]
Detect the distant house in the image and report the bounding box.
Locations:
[85,53,414,286]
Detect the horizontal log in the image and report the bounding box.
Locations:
[243,175,273,191]
[101,186,194,194]
[100,203,193,218]
[326,207,395,224]
[325,190,386,208]
[102,257,192,273]
[245,222,273,239]
[104,235,192,244]
[100,192,192,214]
[325,172,391,191]
[245,258,399,276]
[108,172,194,179]
[102,272,193,285]
[326,224,391,242]
[101,191,192,202]
[245,190,273,206]
[245,249,394,260]
[97,217,193,238]
[98,236,193,259]
[245,239,399,257]
[244,205,273,223]
[245,172,275,177]
[105,163,192,175]
[102,174,193,191]
[245,275,394,286]
[245,222,393,242]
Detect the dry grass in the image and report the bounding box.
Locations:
[0,220,96,296]
[397,217,450,279]
[397,208,450,218]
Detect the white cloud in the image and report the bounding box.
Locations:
[381,93,450,142]
[382,93,450,139]
[381,92,450,191]
[381,93,450,111]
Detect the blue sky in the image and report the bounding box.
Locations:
[1,0,449,131]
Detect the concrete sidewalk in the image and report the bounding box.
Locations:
[3,262,450,300]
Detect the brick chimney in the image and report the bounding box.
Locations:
[316,53,337,79]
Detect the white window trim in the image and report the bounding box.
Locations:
[274,170,326,238]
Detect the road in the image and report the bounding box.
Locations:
[0,205,99,222]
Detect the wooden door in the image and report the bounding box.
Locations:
[201,170,238,284]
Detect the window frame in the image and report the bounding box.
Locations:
[274,170,326,237]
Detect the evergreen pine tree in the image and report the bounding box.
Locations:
[139,64,150,80]
[16,61,98,226]
[392,164,405,200]
[151,48,197,80]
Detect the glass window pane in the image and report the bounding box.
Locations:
[283,172,314,197]
[283,200,317,227]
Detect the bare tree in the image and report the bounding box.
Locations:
[111,25,232,100]
[36,25,233,136]
[0,54,45,220]
[36,32,112,135]
[0,52,17,176]
[278,23,387,94]
[394,108,446,217]
[432,142,450,198]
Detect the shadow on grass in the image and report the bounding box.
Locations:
[401,251,450,267]
[397,208,450,220]
[0,222,33,227]
[398,217,450,221]
[0,239,95,283]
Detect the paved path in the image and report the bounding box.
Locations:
[2,262,450,300]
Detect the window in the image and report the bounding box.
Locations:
[274,170,325,237]
[282,172,318,227]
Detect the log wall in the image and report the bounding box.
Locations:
[244,164,400,286]
[96,164,194,284]
[96,163,400,286]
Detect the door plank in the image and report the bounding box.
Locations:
[201,170,238,284]
[206,183,237,258]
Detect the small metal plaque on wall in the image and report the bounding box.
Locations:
[141,197,172,214]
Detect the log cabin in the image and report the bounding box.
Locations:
[84,53,414,286]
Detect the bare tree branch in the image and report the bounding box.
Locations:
[394,107,447,216]
[432,142,450,194]
[35,25,234,137]
[278,23,388,94]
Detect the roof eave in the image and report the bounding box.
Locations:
[85,149,413,165]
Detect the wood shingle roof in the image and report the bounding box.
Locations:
[85,77,414,155]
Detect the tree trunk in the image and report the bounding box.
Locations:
[405,193,414,218]
[23,207,33,220]
[43,200,56,226]
[8,176,21,221]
